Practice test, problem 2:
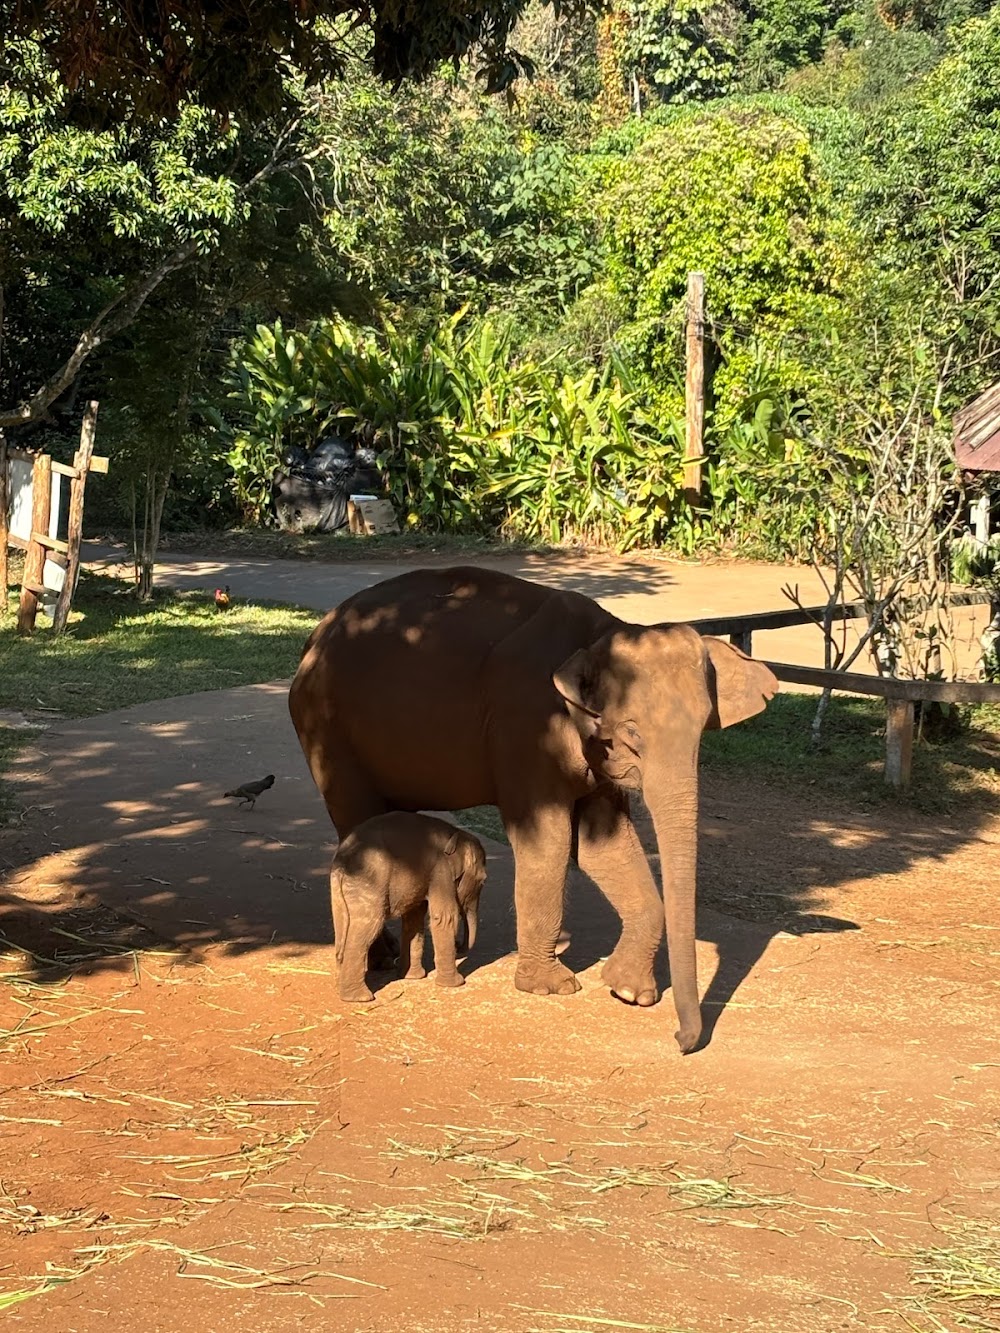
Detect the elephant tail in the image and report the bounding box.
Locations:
[329,861,348,966]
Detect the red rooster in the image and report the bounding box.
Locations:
[214,585,231,611]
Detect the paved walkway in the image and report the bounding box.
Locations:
[82,540,989,675]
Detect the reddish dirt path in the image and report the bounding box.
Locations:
[2,681,999,1331]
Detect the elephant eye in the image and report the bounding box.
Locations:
[617,721,644,757]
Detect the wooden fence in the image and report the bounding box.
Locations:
[689,591,1000,788]
[0,402,107,633]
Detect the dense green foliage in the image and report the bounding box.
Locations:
[4,0,1000,569]
[314,73,597,320]
[226,314,683,547]
[0,1,590,118]
[595,105,853,411]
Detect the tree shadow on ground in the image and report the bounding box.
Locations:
[0,885,181,986]
[3,678,998,1054]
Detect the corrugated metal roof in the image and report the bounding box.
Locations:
[954,381,1000,471]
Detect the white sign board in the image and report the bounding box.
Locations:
[6,457,65,599]
[7,459,62,545]
[42,557,66,597]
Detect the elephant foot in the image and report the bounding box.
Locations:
[602,951,658,1007]
[400,964,427,981]
[434,971,465,988]
[515,958,581,997]
[675,1021,702,1055]
[339,982,375,1003]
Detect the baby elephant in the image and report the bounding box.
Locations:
[331,812,487,1003]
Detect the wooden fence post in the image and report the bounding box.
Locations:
[884,698,915,790]
[17,453,52,634]
[52,400,99,634]
[684,270,706,508]
[0,432,8,618]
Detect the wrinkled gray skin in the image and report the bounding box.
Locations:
[290,566,777,1052]
[331,812,487,1003]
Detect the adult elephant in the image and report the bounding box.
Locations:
[289,566,777,1053]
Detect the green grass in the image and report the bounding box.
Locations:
[1,569,319,719]
[702,692,1000,812]
[92,527,549,564]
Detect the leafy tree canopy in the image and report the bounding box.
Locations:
[594,104,856,402]
[2,0,595,120]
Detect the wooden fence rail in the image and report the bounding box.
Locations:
[690,588,991,654]
[687,593,1000,789]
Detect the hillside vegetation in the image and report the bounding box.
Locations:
[2,0,997,567]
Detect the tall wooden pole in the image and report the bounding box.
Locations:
[52,400,99,634]
[684,271,705,508]
[17,452,51,634]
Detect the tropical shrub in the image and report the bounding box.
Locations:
[225,314,484,530]
[224,313,688,547]
[474,358,686,548]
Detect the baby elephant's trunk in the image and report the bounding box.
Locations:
[462,903,478,956]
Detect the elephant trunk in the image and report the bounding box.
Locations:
[463,902,478,955]
[646,755,702,1055]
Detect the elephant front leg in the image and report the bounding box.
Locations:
[427,886,464,989]
[575,789,663,1007]
[504,802,580,997]
[399,905,427,981]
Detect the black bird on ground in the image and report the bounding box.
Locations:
[224,774,275,810]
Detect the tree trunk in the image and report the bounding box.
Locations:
[811,687,832,746]
[134,459,172,600]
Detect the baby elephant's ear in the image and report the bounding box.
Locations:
[444,830,460,855]
[553,647,603,741]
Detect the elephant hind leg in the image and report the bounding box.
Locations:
[330,865,349,964]
[500,797,580,997]
[575,789,663,1008]
[303,736,389,840]
[337,895,385,1003]
[399,905,427,980]
[298,734,397,967]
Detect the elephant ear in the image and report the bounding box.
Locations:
[703,637,778,730]
[553,647,603,741]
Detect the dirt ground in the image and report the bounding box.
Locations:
[2,668,998,1333]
